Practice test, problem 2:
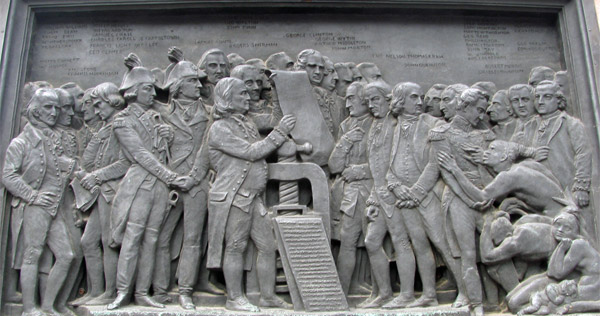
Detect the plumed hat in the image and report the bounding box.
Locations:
[119,53,155,93]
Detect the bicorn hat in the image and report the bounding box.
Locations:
[164,61,206,89]
[119,53,155,93]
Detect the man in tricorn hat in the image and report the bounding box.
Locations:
[107,54,187,309]
[151,57,216,309]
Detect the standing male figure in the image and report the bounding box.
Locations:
[3,88,77,316]
[107,54,185,309]
[488,90,518,141]
[53,88,85,312]
[360,81,417,308]
[440,84,469,123]
[152,59,214,309]
[402,88,495,315]
[424,84,447,118]
[385,82,465,308]
[198,48,230,107]
[76,82,129,305]
[206,77,296,312]
[523,80,592,208]
[295,49,340,138]
[508,84,537,145]
[328,81,374,297]
[231,64,282,133]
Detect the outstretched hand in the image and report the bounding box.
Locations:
[461,143,483,164]
[437,151,459,172]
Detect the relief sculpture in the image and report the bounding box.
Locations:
[1,39,598,316]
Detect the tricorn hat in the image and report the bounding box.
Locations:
[164,61,207,89]
[119,53,155,93]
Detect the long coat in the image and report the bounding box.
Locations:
[161,99,211,196]
[523,111,592,191]
[205,115,286,269]
[2,124,75,268]
[109,103,177,246]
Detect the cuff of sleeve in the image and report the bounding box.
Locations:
[410,185,427,203]
[26,190,38,205]
[572,178,591,192]
[267,128,288,147]
[163,171,178,186]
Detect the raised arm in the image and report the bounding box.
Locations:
[208,120,286,162]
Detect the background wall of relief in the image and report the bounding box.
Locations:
[27,10,562,94]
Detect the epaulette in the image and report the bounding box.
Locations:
[428,124,450,141]
[112,117,127,128]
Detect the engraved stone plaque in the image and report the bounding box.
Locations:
[274,216,348,312]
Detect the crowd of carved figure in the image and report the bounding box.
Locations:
[2,46,599,316]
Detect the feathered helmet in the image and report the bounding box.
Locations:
[163,47,207,90]
[119,53,156,93]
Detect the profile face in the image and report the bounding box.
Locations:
[240,68,262,102]
[136,83,156,106]
[93,98,116,121]
[425,89,443,117]
[345,86,368,117]
[534,85,560,115]
[36,95,60,127]
[365,87,389,118]
[305,54,325,85]
[230,81,251,113]
[66,85,85,114]
[335,66,353,97]
[462,98,488,127]
[440,89,458,120]
[205,53,230,84]
[179,76,202,100]
[482,141,505,167]
[321,66,338,92]
[510,88,535,119]
[487,95,511,123]
[83,96,97,122]
[57,99,75,126]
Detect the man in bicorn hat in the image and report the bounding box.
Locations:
[107,54,187,309]
[3,88,77,316]
[206,77,296,312]
[151,57,216,309]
